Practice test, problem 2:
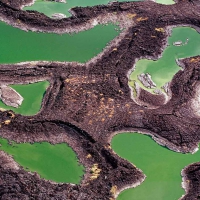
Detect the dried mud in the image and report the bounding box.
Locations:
[0,0,200,199]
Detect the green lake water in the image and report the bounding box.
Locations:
[0,7,120,184]
[1,0,200,194]
[24,0,175,19]
[156,0,174,4]
[24,0,143,18]
[112,133,200,200]
[129,27,200,94]
[0,81,49,116]
[0,21,119,64]
[0,137,84,184]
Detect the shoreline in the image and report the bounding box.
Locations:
[179,162,200,200]
[114,174,146,199]
[20,0,36,9]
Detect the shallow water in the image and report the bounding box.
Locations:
[129,27,200,94]
[156,0,175,5]
[112,133,200,200]
[0,137,84,184]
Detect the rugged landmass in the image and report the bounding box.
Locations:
[181,162,200,200]
[0,0,34,9]
[0,151,80,199]
[0,0,200,199]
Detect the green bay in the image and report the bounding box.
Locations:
[24,0,143,18]
[0,138,84,184]
[112,133,200,200]
[0,21,119,64]
[129,27,200,94]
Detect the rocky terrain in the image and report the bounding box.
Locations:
[0,0,200,199]
[181,162,200,200]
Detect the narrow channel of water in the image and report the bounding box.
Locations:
[129,27,200,94]
[112,133,200,200]
[0,81,49,116]
[0,21,119,64]
[0,137,84,184]
[156,0,175,5]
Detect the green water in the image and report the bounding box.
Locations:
[3,0,200,193]
[0,81,49,116]
[0,137,84,184]
[0,21,119,64]
[156,0,174,5]
[112,133,200,200]
[0,8,120,184]
[24,0,143,18]
[129,27,200,94]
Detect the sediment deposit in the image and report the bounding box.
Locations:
[0,0,200,199]
[0,85,23,108]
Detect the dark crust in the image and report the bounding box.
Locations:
[0,0,34,9]
[0,168,81,200]
[181,162,200,200]
[137,88,166,107]
[0,0,200,199]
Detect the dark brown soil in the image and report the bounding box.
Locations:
[181,162,200,200]
[0,0,200,199]
[0,0,34,9]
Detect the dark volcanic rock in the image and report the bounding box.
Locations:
[0,0,34,9]
[181,162,200,200]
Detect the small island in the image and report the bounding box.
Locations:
[0,85,23,108]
